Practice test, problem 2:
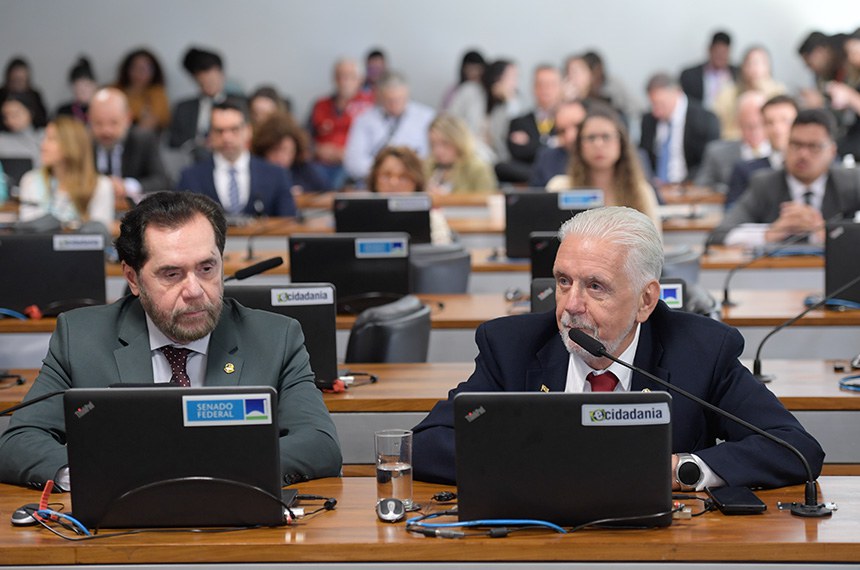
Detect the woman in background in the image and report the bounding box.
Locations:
[368,146,452,245]
[440,50,486,110]
[549,104,661,234]
[18,116,113,229]
[55,56,98,124]
[248,86,291,129]
[0,57,47,130]
[0,92,43,168]
[713,46,785,139]
[115,48,171,132]
[425,114,496,193]
[251,111,327,193]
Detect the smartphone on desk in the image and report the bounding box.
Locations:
[706,486,767,515]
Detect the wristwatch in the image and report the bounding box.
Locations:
[674,453,704,491]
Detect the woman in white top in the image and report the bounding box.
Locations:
[548,104,661,237]
[19,116,113,229]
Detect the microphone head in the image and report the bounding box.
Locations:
[567,328,606,357]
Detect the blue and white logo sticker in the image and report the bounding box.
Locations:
[183,393,272,427]
[582,402,670,426]
[355,237,409,258]
[660,283,684,309]
[558,189,604,210]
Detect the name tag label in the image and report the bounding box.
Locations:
[355,237,409,258]
[582,402,670,426]
[388,196,431,212]
[183,393,272,427]
[558,190,604,210]
[53,235,104,251]
[271,286,334,306]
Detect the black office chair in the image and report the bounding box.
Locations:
[345,295,431,363]
[409,244,471,294]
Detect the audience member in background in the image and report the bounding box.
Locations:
[114,48,171,133]
[89,88,172,203]
[308,58,375,190]
[680,31,739,111]
[582,51,639,124]
[369,145,452,245]
[713,46,786,139]
[252,111,328,194]
[248,85,291,128]
[55,57,98,125]
[0,162,7,203]
[177,101,295,217]
[343,71,435,184]
[498,65,563,184]
[710,108,860,246]
[530,99,588,187]
[440,49,486,110]
[549,104,661,234]
[695,91,769,195]
[363,48,387,93]
[640,72,721,187]
[18,116,114,229]
[725,95,799,210]
[0,93,44,168]
[169,47,245,156]
[562,54,593,102]
[797,32,846,109]
[425,114,496,193]
[0,57,48,131]
[826,28,860,159]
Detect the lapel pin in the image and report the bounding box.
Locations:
[642,388,651,392]
[224,363,235,374]
[540,384,550,393]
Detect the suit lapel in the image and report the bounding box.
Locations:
[821,172,844,219]
[631,317,670,392]
[114,299,155,384]
[526,334,569,392]
[203,305,244,386]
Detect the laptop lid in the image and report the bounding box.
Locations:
[825,221,860,304]
[334,193,432,244]
[0,233,106,314]
[64,386,287,529]
[529,231,559,280]
[224,283,338,388]
[0,157,33,188]
[454,391,673,527]
[504,189,603,259]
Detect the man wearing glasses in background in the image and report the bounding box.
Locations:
[709,108,860,247]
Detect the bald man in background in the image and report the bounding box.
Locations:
[89,87,171,203]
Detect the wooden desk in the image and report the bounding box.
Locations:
[0,477,858,565]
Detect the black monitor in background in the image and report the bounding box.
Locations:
[825,221,860,305]
[530,231,560,279]
[224,283,338,390]
[0,233,106,315]
[334,193,432,244]
[0,157,33,189]
[289,232,410,314]
[504,189,604,258]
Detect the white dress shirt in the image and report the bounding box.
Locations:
[213,151,250,212]
[655,94,689,183]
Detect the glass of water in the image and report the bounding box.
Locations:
[375,429,413,509]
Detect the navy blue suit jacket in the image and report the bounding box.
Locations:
[177,156,296,217]
[412,303,824,487]
[528,146,568,187]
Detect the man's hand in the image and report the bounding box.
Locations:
[509,130,530,146]
[766,201,824,243]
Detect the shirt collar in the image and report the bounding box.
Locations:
[568,323,641,392]
[146,313,211,355]
[786,172,828,202]
[213,150,250,171]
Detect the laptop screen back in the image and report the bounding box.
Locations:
[825,221,860,304]
[334,194,432,244]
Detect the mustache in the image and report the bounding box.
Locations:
[560,313,599,338]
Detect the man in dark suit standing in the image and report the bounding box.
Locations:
[89,88,171,203]
[711,108,860,246]
[412,206,823,489]
[640,73,720,186]
[177,101,296,217]
[679,31,738,110]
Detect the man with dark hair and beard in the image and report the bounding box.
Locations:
[0,192,341,490]
[412,206,823,491]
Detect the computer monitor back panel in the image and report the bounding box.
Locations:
[530,231,560,279]
[334,194,432,244]
[825,222,860,304]
[505,189,603,258]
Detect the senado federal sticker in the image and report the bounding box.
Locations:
[183,393,272,427]
[582,402,670,426]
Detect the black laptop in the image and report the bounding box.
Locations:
[64,386,292,529]
[224,283,338,389]
[333,193,432,244]
[0,233,106,314]
[454,391,673,527]
[825,221,860,305]
[0,157,33,189]
[504,189,603,258]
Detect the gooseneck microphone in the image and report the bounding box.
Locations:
[567,327,832,518]
[752,271,860,382]
[224,256,284,282]
[0,390,65,416]
[245,194,268,261]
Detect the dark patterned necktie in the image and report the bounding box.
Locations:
[159,346,192,387]
[587,370,619,392]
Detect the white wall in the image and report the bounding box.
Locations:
[1,0,857,122]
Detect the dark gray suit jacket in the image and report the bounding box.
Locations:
[693,139,743,194]
[0,297,342,488]
[94,127,172,193]
[709,167,860,244]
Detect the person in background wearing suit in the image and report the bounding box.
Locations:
[89,88,172,204]
[640,72,720,187]
[679,31,739,111]
[412,206,824,488]
[710,108,860,246]
[55,56,98,125]
[0,191,342,489]
[694,90,769,195]
[528,98,587,187]
[177,101,296,217]
[725,95,799,210]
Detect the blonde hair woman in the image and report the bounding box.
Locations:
[19,116,114,228]
[425,113,497,194]
[714,46,786,139]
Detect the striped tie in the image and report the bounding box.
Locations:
[228,167,241,214]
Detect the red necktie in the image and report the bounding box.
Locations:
[587,370,618,392]
[159,346,192,387]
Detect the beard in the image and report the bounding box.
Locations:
[138,284,223,344]
[558,311,637,365]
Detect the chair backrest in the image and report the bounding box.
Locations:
[345,295,431,363]
[409,244,471,294]
[661,245,701,285]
